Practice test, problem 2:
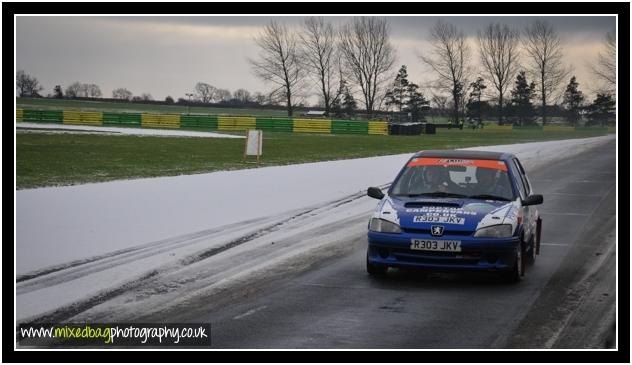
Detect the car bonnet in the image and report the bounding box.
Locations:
[372,196,521,234]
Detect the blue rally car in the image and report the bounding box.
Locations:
[366,150,543,282]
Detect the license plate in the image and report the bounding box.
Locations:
[413,215,465,225]
[410,239,461,252]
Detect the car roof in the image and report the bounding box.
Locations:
[412,150,515,161]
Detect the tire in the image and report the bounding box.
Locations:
[527,218,542,264]
[502,242,524,283]
[366,252,388,276]
[526,237,537,264]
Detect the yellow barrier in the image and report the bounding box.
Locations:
[63,111,103,126]
[16,108,23,121]
[368,121,388,135]
[218,116,256,131]
[292,119,331,134]
[141,114,180,129]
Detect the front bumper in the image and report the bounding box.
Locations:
[367,231,520,271]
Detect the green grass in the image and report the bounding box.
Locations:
[16,97,290,117]
[16,128,610,189]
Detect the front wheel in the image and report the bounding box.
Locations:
[366,252,388,276]
[502,242,525,283]
[527,217,542,264]
[526,237,537,264]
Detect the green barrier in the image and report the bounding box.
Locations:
[23,109,43,122]
[180,115,218,130]
[22,109,63,123]
[256,118,294,132]
[43,110,64,123]
[331,120,369,134]
[103,112,141,126]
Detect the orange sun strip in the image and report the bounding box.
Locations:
[407,157,508,171]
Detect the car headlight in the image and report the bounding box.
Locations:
[474,224,513,238]
[369,218,401,233]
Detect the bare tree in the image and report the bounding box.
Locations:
[112,88,133,100]
[253,92,267,105]
[339,17,396,117]
[523,20,571,125]
[588,32,616,94]
[65,82,82,98]
[79,83,90,97]
[233,88,251,102]
[431,94,449,116]
[300,17,341,115]
[16,70,44,97]
[249,21,306,117]
[478,23,520,125]
[86,83,102,98]
[140,93,153,101]
[195,82,217,103]
[216,88,232,102]
[421,20,473,124]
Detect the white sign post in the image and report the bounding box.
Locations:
[244,129,263,164]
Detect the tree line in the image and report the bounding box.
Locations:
[16,17,616,125]
[249,17,616,125]
[15,75,291,110]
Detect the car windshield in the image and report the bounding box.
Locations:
[390,158,515,201]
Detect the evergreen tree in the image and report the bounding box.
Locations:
[384,65,410,112]
[586,94,615,126]
[342,85,357,116]
[404,82,430,122]
[331,79,347,117]
[53,85,63,99]
[562,76,584,126]
[510,71,537,126]
[466,77,487,123]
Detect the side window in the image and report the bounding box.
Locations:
[511,160,528,199]
[513,158,531,195]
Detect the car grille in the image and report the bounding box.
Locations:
[391,248,483,264]
[402,228,474,236]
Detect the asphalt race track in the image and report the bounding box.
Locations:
[178,141,617,349]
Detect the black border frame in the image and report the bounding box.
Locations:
[4,2,629,363]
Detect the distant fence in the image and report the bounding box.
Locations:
[15,108,389,136]
[15,108,611,136]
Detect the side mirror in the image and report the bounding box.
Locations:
[522,194,543,206]
[367,187,385,200]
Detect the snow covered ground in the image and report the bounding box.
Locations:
[15,135,615,322]
[16,122,243,138]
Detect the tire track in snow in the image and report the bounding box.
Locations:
[16,184,389,324]
[16,216,273,291]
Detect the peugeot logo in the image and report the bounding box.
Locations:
[431,225,445,236]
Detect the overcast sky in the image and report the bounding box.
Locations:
[16,15,616,104]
